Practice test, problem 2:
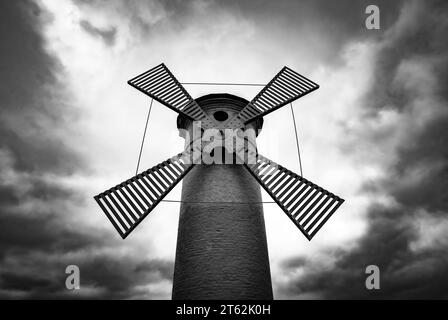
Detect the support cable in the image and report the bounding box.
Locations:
[290,103,304,177]
[135,98,153,175]
[161,199,275,204]
[181,82,265,87]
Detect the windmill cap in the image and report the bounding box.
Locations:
[177,93,264,132]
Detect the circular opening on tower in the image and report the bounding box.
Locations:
[213,111,229,122]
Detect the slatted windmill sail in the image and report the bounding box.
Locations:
[94,63,344,299]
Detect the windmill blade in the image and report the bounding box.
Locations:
[128,63,210,122]
[244,154,344,240]
[94,151,195,239]
[236,67,319,124]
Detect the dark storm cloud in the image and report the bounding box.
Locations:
[392,118,448,214]
[280,0,448,299]
[0,245,174,299]
[365,1,448,113]
[0,1,171,299]
[77,257,173,299]
[281,205,448,299]
[0,251,173,299]
[0,0,81,175]
[80,20,117,46]
[216,0,404,63]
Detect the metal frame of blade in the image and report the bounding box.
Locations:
[231,66,319,124]
[243,153,344,240]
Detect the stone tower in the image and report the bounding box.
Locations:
[172,94,273,300]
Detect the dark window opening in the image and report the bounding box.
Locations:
[213,111,229,122]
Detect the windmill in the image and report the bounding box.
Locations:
[94,63,344,299]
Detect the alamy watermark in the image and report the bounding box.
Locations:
[365,265,380,290]
[179,121,263,166]
[365,5,380,30]
[65,265,80,290]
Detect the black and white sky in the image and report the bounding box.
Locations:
[0,0,447,299]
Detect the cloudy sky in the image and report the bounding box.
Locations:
[1,0,447,299]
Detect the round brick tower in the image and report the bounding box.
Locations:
[172,93,273,300]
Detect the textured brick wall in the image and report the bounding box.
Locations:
[172,164,273,300]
